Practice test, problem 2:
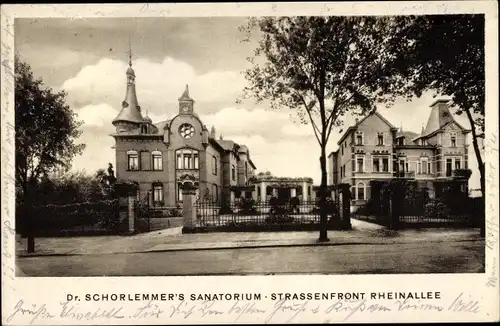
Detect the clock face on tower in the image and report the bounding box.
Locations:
[180,103,190,113]
[179,123,195,139]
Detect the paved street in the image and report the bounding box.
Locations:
[17,239,484,276]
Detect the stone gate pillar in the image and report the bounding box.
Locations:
[128,194,136,233]
[338,183,352,229]
[181,183,198,232]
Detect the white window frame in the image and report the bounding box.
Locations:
[355,132,364,146]
[356,155,365,173]
[151,151,162,170]
[356,182,366,200]
[127,150,139,170]
[419,157,429,174]
[153,184,163,202]
[176,148,199,170]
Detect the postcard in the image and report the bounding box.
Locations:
[1,1,499,324]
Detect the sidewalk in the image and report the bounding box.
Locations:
[16,219,483,257]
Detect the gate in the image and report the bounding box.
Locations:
[134,195,151,233]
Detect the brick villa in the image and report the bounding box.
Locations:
[111,59,256,207]
[328,100,471,211]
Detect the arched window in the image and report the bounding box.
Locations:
[356,182,365,200]
[127,150,139,170]
[152,151,162,170]
[176,148,199,170]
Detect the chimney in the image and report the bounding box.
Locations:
[210,126,216,139]
[219,134,223,140]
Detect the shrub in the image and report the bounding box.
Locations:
[236,197,257,215]
[424,199,450,219]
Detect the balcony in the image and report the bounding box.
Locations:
[393,171,416,179]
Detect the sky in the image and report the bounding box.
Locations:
[15,17,481,189]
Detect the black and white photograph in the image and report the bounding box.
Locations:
[2,2,499,324]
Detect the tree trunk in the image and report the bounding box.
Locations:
[463,108,485,236]
[22,182,36,253]
[318,145,329,242]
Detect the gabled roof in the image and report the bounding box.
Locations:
[337,109,397,145]
[216,139,237,152]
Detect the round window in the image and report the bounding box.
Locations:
[179,123,195,139]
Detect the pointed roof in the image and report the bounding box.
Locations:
[422,99,454,137]
[112,56,143,125]
[179,84,194,102]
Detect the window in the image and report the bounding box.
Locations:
[382,158,389,172]
[446,158,453,177]
[176,148,199,170]
[420,158,428,174]
[398,159,406,172]
[231,165,236,181]
[244,162,248,183]
[194,153,199,169]
[356,132,363,145]
[127,151,139,170]
[356,156,364,172]
[428,162,432,174]
[451,134,457,147]
[141,125,148,134]
[455,158,461,170]
[152,151,162,170]
[212,156,217,175]
[153,184,163,203]
[341,145,344,156]
[177,183,183,201]
[356,182,365,200]
[377,133,384,146]
[373,157,380,172]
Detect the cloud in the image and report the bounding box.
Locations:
[61,56,247,117]
[75,103,119,127]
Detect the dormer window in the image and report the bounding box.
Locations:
[140,125,148,134]
[398,138,405,145]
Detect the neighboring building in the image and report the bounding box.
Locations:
[328,99,471,211]
[250,173,315,202]
[111,59,256,207]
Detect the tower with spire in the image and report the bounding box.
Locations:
[112,40,144,132]
[178,84,195,115]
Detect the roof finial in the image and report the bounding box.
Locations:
[128,36,132,67]
[399,122,403,132]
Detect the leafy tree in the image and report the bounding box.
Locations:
[15,55,85,252]
[387,15,485,197]
[239,17,400,241]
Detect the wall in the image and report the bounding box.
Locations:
[350,113,394,204]
[114,136,170,201]
[205,144,223,201]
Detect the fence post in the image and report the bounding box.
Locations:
[128,195,136,234]
[181,183,198,232]
[389,182,403,230]
[339,183,352,230]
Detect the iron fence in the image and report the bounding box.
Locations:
[16,199,125,237]
[193,199,340,229]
